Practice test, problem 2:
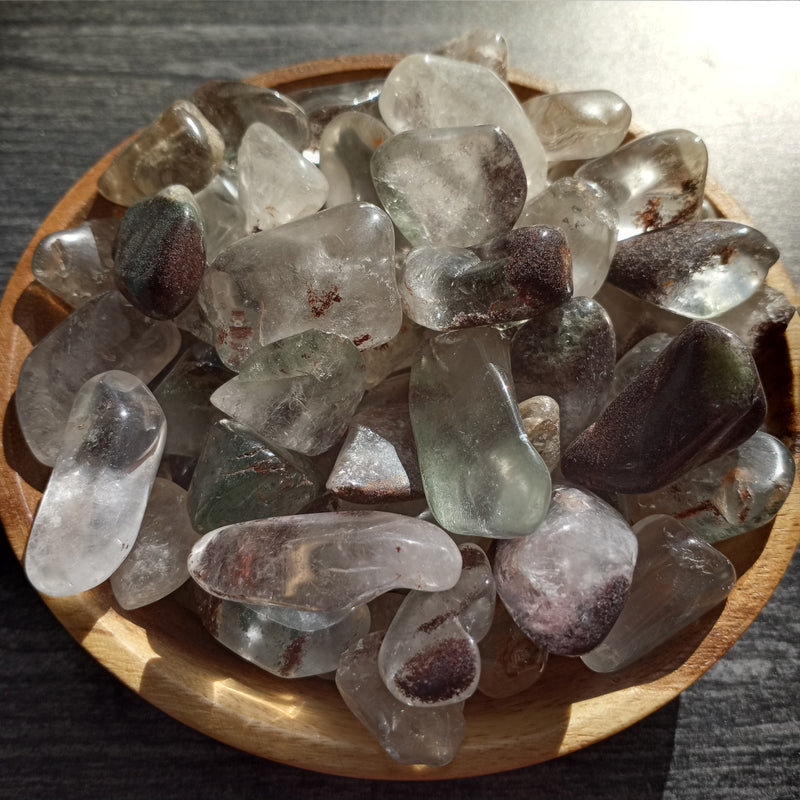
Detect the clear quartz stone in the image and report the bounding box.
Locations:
[194,167,248,262]
[435,28,509,79]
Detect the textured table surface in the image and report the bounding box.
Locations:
[1,2,798,798]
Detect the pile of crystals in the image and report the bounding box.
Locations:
[18,28,797,767]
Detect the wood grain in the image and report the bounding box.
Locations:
[0,55,797,781]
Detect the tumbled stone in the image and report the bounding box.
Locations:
[617,431,796,543]
[191,79,310,161]
[25,371,166,597]
[31,218,119,307]
[361,318,431,389]
[522,89,631,162]
[379,544,495,706]
[255,604,350,632]
[379,53,548,197]
[399,226,572,330]
[110,478,198,609]
[97,100,225,206]
[197,201,401,369]
[518,395,560,471]
[409,326,551,538]
[494,484,637,655]
[581,515,736,673]
[336,631,466,766]
[319,111,391,207]
[187,417,322,533]
[516,177,618,297]
[575,129,707,240]
[196,588,370,678]
[436,28,508,79]
[113,184,206,319]
[194,167,248,262]
[188,512,463,611]
[561,321,767,494]
[510,297,616,447]
[210,329,365,456]
[371,125,526,248]
[16,291,181,466]
[610,332,674,399]
[608,220,780,318]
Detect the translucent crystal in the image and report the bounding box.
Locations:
[581,515,736,673]
[210,329,366,456]
[378,544,495,706]
[510,297,616,447]
[516,177,618,298]
[197,202,401,369]
[610,332,674,399]
[518,395,560,471]
[31,219,119,307]
[97,100,224,206]
[24,371,166,597]
[494,484,637,655]
[409,326,551,538]
[16,291,181,466]
[336,631,466,766]
[435,28,509,79]
[361,318,431,389]
[608,220,779,318]
[379,53,548,198]
[399,226,572,330]
[617,431,796,543]
[575,129,708,240]
[255,605,350,632]
[237,122,328,234]
[187,511,463,612]
[110,478,198,610]
[522,89,631,162]
[561,321,767,494]
[187,418,322,533]
[371,125,526,247]
[194,167,248,262]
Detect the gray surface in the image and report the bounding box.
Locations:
[1,2,798,798]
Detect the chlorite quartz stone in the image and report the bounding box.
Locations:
[336,631,467,766]
[379,53,548,198]
[371,125,526,248]
[399,226,572,330]
[187,512,463,612]
[494,485,638,656]
[187,417,322,533]
[237,122,329,234]
[194,168,248,262]
[561,320,767,494]
[24,371,166,597]
[16,291,180,466]
[378,544,495,707]
[409,326,551,538]
[191,79,310,161]
[510,297,616,447]
[113,184,206,320]
[617,431,796,543]
[516,178,619,298]
[196,589,370,678]
[435,28,509,79]
[109,478,198,610]
[581,515,736,673]
[575,129,708,240]
[522,89,632,162]
[607,220,780,318]
[97,100,225,207]
[31,218,119,307]
[197,201,401,369]
[319,111,391,207]
[210,329,366,456]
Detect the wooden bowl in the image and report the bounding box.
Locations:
[0,55,798,781]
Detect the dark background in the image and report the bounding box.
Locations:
[1,2,798,798]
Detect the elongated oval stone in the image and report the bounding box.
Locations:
[399,226,572,330]
[25,371,166,597]
[187,511,463,612]
[409,326,551,538]
[581,515,736,673]
[494,485,637,656]
[379,53,548,198]
[16,291,181,466]
[371,125,526,248]
[114,184,206,320]
[607,220,780,318]
[561,320,767,494]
